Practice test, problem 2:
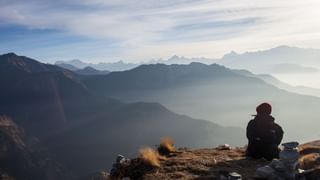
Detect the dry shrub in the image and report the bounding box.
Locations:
[158,137,175,155]
[299,153,320,170]
[299,145,320,155]
[139,147,162,167]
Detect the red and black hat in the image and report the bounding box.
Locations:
[256,102,272,115]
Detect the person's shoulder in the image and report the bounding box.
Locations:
[247,119,256,126]
[273,122,284,131]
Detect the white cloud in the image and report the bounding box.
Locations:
[1,0,320,61]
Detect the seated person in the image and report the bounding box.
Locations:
[246,102,284,160]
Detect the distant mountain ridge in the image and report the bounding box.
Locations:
[55,55,216,72]
[219,45,320,74]
[54,45,320,76]
[75,67,110,75]
[235,71,320,97]
[149,55,215,65]
[55,59,139,71]
[55,46,320,74]
[56,63,79,71]
[84,62,238,92]
[55,63,110,75]
[55,46,320,90]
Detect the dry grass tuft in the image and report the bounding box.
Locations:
[161,137,175,152]
[299,153,320,170]
[299,144,320,155]
[158,137,175,155]
[139,147,163,167]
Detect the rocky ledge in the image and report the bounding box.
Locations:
[90,139,320,180]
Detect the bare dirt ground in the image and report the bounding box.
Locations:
[141,147,269,180]
[98,140,320,180]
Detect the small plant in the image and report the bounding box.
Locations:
[299,153,320,170]
[158,137,175,155]
[139,147,162,167]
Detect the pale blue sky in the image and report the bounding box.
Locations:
[1,0,320,63]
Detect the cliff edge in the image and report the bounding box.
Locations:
[90,139,320,180]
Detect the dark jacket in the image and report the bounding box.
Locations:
[246,115,284,160]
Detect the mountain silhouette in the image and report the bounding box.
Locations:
[75,66,110,75]
[84,62,320,142]
[84,62,236,92]
[55,55,216,72]
[55,59,139,71]
[235,70,320,97]
[56,63,79,71]
[0,53,120,139]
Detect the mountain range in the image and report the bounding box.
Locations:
[0,53,244,179]
[55,55,215,72]
[219,45,320,74]
[56,46,320,75]
[246,73,320,97]
[55,63,110,75]
[55,59,139,72]
[55,46,320,90]
[83,62,320,142]
[75,66,110,75]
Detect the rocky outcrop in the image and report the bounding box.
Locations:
[90,140,320,180]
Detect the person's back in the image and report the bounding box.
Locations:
[246,103,284,160]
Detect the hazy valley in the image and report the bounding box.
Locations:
[0,53,244,179]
